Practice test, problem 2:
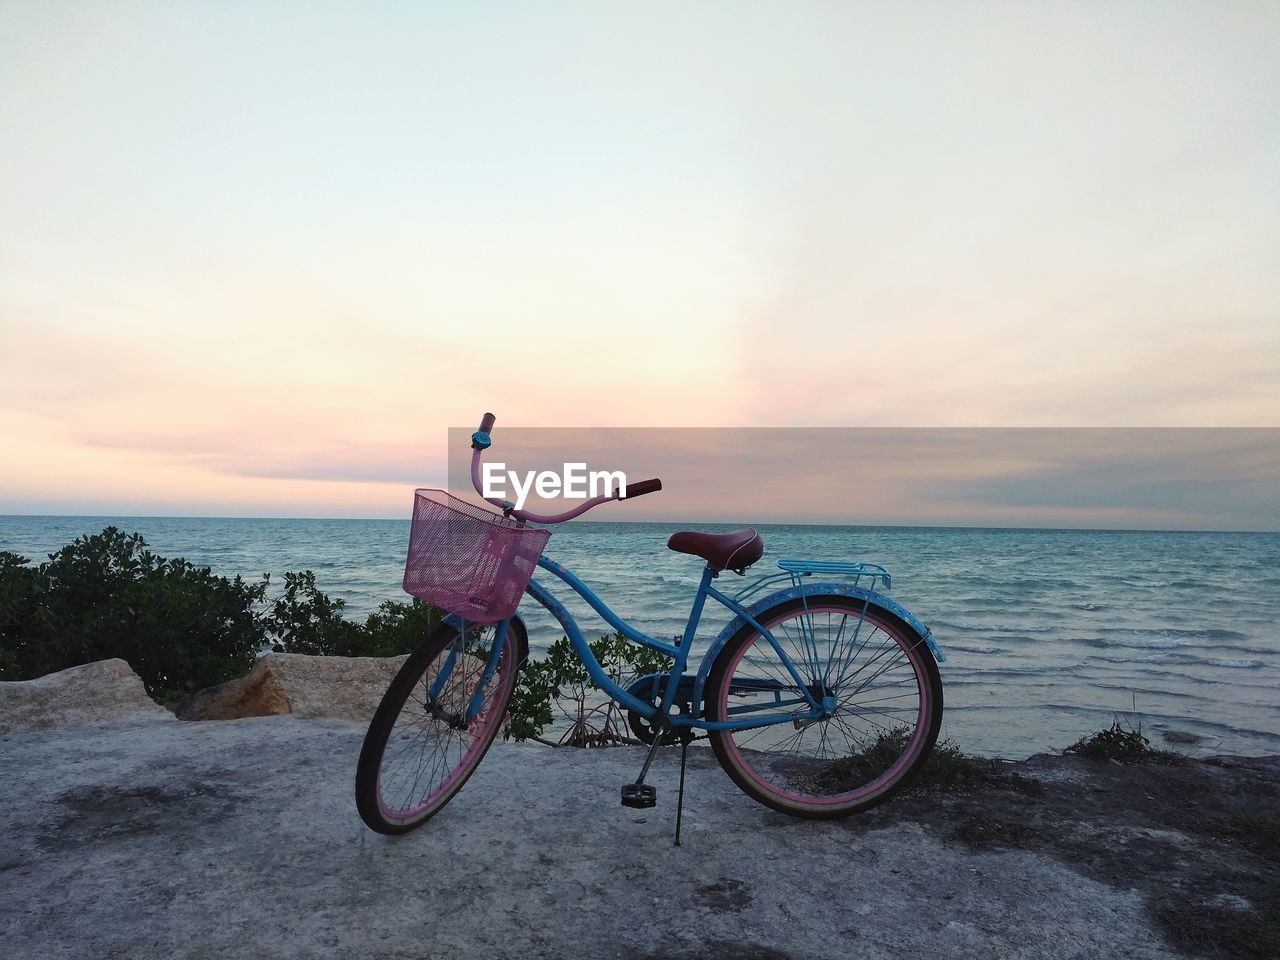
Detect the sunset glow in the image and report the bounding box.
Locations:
[2,2,1277,518]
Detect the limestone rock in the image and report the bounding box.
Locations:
[0,659,172,735]
[172,652,408,723]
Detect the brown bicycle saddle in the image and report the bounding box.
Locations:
[666,528,765,571]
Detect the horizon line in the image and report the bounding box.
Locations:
[1,512,1276,537]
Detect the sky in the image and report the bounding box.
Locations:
[447,428,1280,530]
[1,2,1278,521]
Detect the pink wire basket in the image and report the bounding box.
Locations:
[402,489,551,623]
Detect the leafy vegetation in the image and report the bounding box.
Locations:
[507,632,671,745]
[811,727,998,794]
[0,527,437,701]
[265,570,440,658]
[1,529,267,701]
[1063,719,1189,765]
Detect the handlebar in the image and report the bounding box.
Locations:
[622,478,662,499]
[467,412,660,524]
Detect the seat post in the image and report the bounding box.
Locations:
[659,564,716,714]
[678,564,718,647]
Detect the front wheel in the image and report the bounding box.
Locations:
[355,617,521,834]
[706,596,942,819]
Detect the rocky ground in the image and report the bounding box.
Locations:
[0,662,1276,960]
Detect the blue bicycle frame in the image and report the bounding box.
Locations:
[521,555,826,733]
[442,551,944,734]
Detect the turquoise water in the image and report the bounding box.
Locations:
[3,515,1278,759]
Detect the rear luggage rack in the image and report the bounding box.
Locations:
[731,557,892,604]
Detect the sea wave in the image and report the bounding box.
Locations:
[1093,651,1267,670]
[940,645,1013,656]
[931,620,1055,634]
[1208,658,1266,669]
[1070,627,1254,650]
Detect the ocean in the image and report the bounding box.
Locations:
[2,515,1277,759]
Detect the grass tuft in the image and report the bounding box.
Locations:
[1063,719,1190,765]
[810,728,1010,795]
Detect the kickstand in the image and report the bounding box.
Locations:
[674,738,689,847]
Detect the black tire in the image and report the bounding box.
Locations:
[355,617,521,834]
[706,596,943,819]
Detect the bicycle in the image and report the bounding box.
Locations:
[355,413,946,834]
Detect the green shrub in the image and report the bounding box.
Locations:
[507,632,671,745]
[0,528,266,700]
[0,552,40,679]
[506,653,557,742]
[262,570,438,658]
[355,597,441,658]
[0,527,439,701]
[264,570,363,656]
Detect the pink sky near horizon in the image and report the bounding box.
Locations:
[1,3,1278,521]
[445,428,1280,532]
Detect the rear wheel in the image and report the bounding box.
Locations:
[707,596,942,819]
[355,618,521,834]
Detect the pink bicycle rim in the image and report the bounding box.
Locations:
[719,605,929,805]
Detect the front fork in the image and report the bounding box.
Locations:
[467,620,509,720]
[431,616,511,726]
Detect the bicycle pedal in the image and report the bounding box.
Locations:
[620,783,657,808]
